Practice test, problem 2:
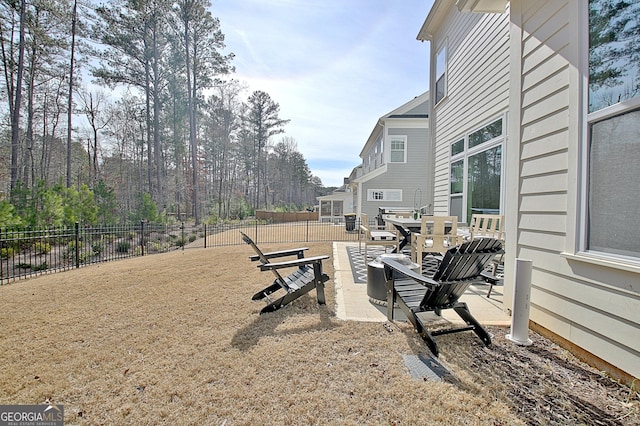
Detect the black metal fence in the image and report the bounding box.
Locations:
[1,220,361,284]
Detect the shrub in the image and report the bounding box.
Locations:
[63,241,81,261]
[116,241,130,253]
[148,242,169,253]
[0,247,14,259]
[188,234,197,243]
[33,241,51,255]
[92,242,103,255]
[32,261,48,271]
[16,263,31,269]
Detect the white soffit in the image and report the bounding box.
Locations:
[456,0,508,13]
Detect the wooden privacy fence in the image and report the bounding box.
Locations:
[255,210,318,223]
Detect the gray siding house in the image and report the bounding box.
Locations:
[419,0,639,385]
[349,91,431,222]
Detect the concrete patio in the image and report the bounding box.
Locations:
[332,241,512,327]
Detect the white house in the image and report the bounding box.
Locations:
[317,179,354,223]
[419,0,639,385]
[349,91,431,222]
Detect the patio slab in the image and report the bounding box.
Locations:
[332,242,511,326]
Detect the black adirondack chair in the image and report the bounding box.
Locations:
[382,237,503,356]
[240,231,330,314]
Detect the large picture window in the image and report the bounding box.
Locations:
[584,0,640,261]
[449,117,504,223]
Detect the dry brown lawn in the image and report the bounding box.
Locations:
[1,240,638,425]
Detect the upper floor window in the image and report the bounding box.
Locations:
[435,45,447,104]
[389,136,407,163]
[367,189,402,202]
[583,0,640,261]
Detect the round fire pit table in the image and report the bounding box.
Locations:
[367,253,420,305]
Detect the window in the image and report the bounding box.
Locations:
[583,0,640,260]
[449,117,504,223]
[367,189,402,202]
[389,136,407,163]
[435,46,447,104]
[449,159,464,220]
[321,201,331,216]
[469,118,502,148]
[332,201,344,217]
[451,139,464,156]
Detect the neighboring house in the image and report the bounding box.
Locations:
[348,91,431,222]
[419,0,639,384]
[317,179,354,223]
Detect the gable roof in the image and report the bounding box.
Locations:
[359,91,429,157]
[417,0,508,40]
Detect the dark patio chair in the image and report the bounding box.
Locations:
[240,231,330,314]
[382,237,502,356]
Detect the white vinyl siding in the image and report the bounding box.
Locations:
[430,8,510,216]
[509,0,640,379]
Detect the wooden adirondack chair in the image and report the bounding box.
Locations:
[240,231,330,314]
[359,213,399,261]
[410,215,462,263]
[382,237,503,356]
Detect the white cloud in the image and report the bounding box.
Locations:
[215,0,434,187]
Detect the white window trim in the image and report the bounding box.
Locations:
[367,189,403,202]
[570,1,640,269]
[448,115,506,223]
[388,135,408,163]
[434,42,448,106]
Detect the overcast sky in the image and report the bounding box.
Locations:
[214,0,434,188]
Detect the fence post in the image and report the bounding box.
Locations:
[255,220,258,243]
[181,222,185,251]
[75,222,80,268]
[204,224,207,249]
[140,220,145,256]
[306,219,309,242]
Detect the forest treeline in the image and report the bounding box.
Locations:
[1,0,334,227]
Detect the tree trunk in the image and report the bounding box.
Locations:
[10,0,26,193]
[66,0,77,188]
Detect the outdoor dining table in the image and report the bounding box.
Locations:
[384,216,470,253]
[383,217,423,253]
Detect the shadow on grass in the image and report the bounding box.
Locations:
[230,297,337,351]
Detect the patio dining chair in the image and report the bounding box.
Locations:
[410,215,462,264]
[359,213,399,261]
[469,214,505,297]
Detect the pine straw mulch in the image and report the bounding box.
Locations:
[0,243,638,425]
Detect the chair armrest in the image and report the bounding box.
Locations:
[381,258,439,290]
[259,255,329,271]
[480,271,500,285]
[249,247,309,262]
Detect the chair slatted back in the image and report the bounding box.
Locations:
[418,215,459,251]
[423,238,502,309]
[469,214,504,240]
[240,232,286,285]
